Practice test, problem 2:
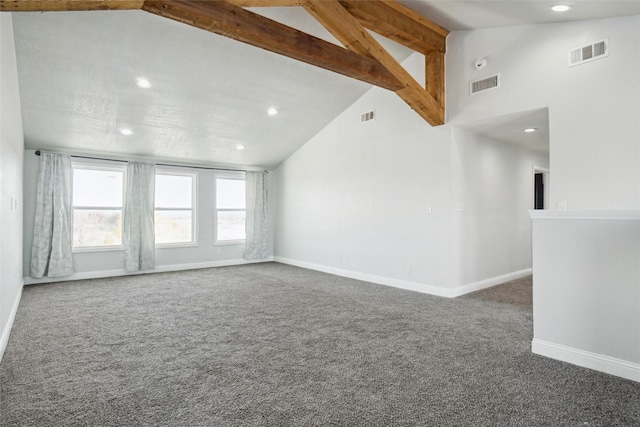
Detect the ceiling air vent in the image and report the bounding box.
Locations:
[361,110,375,123]
[569,39,608,67]
[470,74,500,95]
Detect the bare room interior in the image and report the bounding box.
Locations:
[1,0,639,425]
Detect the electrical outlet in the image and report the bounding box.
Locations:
[558,201,568,211]
[406,265,412,274]
[426,205,432,215]
[456,201,464,212]
[216,248,222,255]
[120,254,126,262]
[337,253,342,263]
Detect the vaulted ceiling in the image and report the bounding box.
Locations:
[3,1,639,168]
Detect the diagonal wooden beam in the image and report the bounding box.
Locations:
[0,0,143,11]
[1,0,446,124]
[141,0,403,91]
[303,0,444,125]
[338,0,447,54]
[221,0,448,54]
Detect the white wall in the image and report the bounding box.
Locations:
[451,128,548,288]
[274,52,544,295]
[274,15,638,298]
[275,54,453,293]
[445,15,640,380]
[530,212,640,382]
[23,151,275,283]
[446,15,640,210]
[0,13,25,361]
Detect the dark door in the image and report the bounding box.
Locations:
[534,173,544,209]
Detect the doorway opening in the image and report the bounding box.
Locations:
[533,167,549,210]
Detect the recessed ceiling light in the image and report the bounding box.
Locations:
[523,128,537,133]
[120,128,133,135]
[267,107,278,116]
[236,144,246,151]
[551,5,571,12]
[136,77,152,88]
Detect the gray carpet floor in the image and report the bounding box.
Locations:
[1,262,639,426]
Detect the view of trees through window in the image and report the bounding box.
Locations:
[72,165,245,249]
[154,173,194,245]
[72,167,124,248]
[216,176,246,242]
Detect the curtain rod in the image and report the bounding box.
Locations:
[33,150,266,173]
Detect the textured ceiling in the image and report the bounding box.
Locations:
[10,2,640,168]
[12,8,412,170]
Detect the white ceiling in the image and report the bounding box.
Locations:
[406,0,640,31]
[10,1,640,169]
[457,108,550,154]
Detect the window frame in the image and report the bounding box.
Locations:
[71,161,127,253]
[214,171,246,246]
[154,169,198,249]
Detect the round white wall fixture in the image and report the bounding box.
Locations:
[474,58,487,70]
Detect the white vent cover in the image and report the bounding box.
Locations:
[361,110,375,123]
[569,39,608,67]
[470,74,500,95]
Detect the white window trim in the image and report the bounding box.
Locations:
[214,171,246,246]
[71,161,127,252]
[154,169,198,249]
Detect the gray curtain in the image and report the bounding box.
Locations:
[124,162,156,272]
[244,171,269,260]
[30,152,74,278]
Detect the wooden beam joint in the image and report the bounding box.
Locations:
[303,0,444,125]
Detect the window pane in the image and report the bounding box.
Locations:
[155,174,193,208]
[216,178,245,209]
[217,211,246,241]
[73,169,123,207]
[155,210,193,244]
[73,209,122,247]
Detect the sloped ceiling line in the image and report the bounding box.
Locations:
[0,0,448,125]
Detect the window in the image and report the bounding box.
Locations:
[215,174,246,244]
[72,164,125,249]
[155,172,196,246]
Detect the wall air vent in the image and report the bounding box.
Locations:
[470,74,500,95]
[569,39,608,67]
[361,110,375,123]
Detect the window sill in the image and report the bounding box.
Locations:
[156,242,199,249]
[214,240,246,246]
[73,245,124,253]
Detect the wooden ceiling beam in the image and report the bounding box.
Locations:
[225,0,303,6]
[141,1,403,92]
[221,0,448,54]
[425,50,444,110]
[303,0,444,125]
[1,0,446,124]
[338,0,447,54]
[0,0,143,11]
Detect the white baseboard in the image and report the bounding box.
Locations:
[274,256,453,297]
[532,338,640,383]
[448,268,532,297]
[24,257,274,285]
[274,257,532,299]
[0,279,24,364]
